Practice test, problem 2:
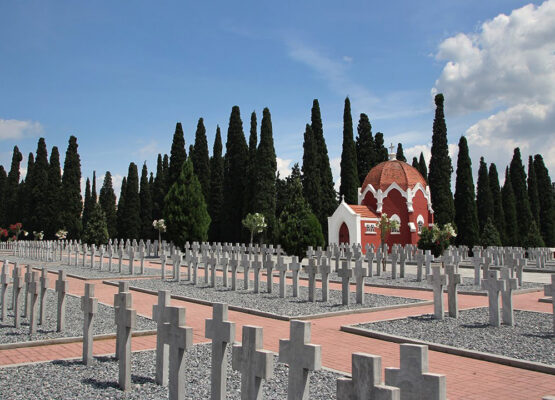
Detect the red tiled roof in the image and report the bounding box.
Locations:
[348,204,378,219]
[362,159,427,191]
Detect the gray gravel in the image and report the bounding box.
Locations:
[0,343,343,399]
[0,287,157,344]
[355,308,554,365]
[116,276,422,318]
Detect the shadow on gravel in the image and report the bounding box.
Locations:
[522,332,554,339]
[131,375,156,384]
[82,377,119,390]
[52,359,82,367]
[95,356,115,363]
[461,323,489,329]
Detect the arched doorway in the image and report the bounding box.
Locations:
[339,222,350,244]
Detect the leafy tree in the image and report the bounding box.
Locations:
[523,220,545,248]
[4,146,23,225]
[242,212,267,244]
[534,154,554,246]
[340,97,359,204]
[302,124,321,219]
[222,106,249,242]
[81,178,91,231]
[82,203,109,246]
[488,163,506,244]
[510,148,533,245]
[122,162,141,239]
[373,132,388,162]
[453,136,479,247]
[480,218,502,247]
[245,111,258,214]
[99,171,117,238]
[376,213,400,270]
[44,146,63,239]
[116,177,127,239]
[476,157,493,233]
[254,107,277,242]
[164,158,210,246]
[61,136,82,239]
[527,155,540,224]
[169,122,186,187]
[428,93,454,226]
[502,168,518,246]
[396,143,406,162]
[139,163,153,239]
[278,177,324,260]
[209,126,225,242]
[355,113,376,185]
[418,152,428,182]
[191,118,211,202]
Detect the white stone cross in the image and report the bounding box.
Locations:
[39,267,49,325]
[209,255,218,288]
[399,247,407,278]
[241,253,251,291]
[113,289,137,391]
[303,259,320,302]
[499,267,517,326]
[338,260,353,305]
[221,257,230,288]
[481,270,506,327]
[55,270,68,332]
[427,266,446,320]
[276,256,289,298]
[11,264,24,328]
[1,260,12,321]
[232,325,274,400]
[337,352,399,400]
[81,283,98,365]
[320,258,331,302]
[252,255,263,294]
[28,271,40,335]
[113,281,130,360]
[365,250,375,278]
[445,264,460,318]
[264,257,275,294]
[230,257,239,290]
[424,251,434,277]
[353,258,369,304]
[279,320,321,400]
[289,257,302,298]
[415,251,424,282]
[385,344,446,400]
[153,290,172,386]
[543,274,554,334]
[205,303,235,400]
[472,256,484,286]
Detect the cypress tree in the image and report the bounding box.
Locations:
[5,146,23,225]
[209,126,224,242]
[254,107,277,242]
[164,158,210,246]
[453,136,480,247]
[396,143,407,162]
[527,156,540,224]
[311,99,337,239]
[339,97,359,204]
[91,171,97,204]
[0,166,6,226]
[152,154,166,220]
[99,171,117,239]
[222,106,249,242]
[355,113,376,185]
[412,157,419,169]
[45,146,63,236]
[509,148,533,245]
[534,154,554,246]
[476,157,493,233]
[169,122,186,187]
[502,169,518,246]
[61,136,82,239]
[480,218,502,247]
[374,132,388,162]
[191,118,211,202]
[418,153,428,182]
[428,93,454,226]
[302,124,321,217]
[116,177,127,238]
[488,163,506,244]
[276,163,302,218]
[523,220,545,248]
[30,138,49,232]
[19,153,34,228]
[82,178,91,231]
[82,203,109,246]
[122,162,141,240]
[139,163,153,239]
[245,111,258,214]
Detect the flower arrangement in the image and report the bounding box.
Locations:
[33,231,44,240]
[417,223,457,258]
[55,229,68,240]
[8,223,26,241]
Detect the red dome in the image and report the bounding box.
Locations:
[362,160,427,191]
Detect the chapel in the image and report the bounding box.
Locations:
[328,147,433,251]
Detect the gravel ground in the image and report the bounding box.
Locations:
[355,308,554,365]
[0,343,343,399]
[116,276,421,317]
[0,287,157,344]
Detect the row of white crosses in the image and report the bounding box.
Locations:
[14,240,63,263]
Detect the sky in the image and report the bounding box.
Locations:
[1,0,554,197]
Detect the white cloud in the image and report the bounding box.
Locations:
[342,55,353,63]
[404,144,431,165]
[276,157,293,178]
[135,140,159,157]
[111,174,124,199]
[0,119,43,140]
[330,156,341,192]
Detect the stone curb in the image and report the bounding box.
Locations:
[102,280,432,322]
[31,266,164,281]
[339,324,555,375]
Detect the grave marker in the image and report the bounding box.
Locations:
[113,289,137,391]
[264,257,275,294]
[338,260,353,305]
[353,258,368,304]
[481,270,506,327]
[445,265,460,318]
[290,257,302,298]
[304,259,319,302]
[28,271,39,334]
[320,258,331,302]
[1,261,12,321]
[427,266,446,320]
[276,256,288,298]
[39,267,49,325]
[543,274,554,334]
[500,267,517,326]
[55,270,68,332]
[81,283,98,365]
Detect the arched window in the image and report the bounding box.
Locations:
[390,214,401,234]
[416,214,425,233]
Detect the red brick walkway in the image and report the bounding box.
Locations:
[1,259,553,399]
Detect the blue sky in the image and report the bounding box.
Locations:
[1,0,553,196]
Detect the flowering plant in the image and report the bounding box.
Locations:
[376,213,400,270]
[8,223,25,241]
[55,229,68,240]
[0,228,8,241]
[417,223,457,258]
[33,231,44,240]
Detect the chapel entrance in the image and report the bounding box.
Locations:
[339,222,350,244]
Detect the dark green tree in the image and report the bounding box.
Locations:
[30,138,49,232]
[245,111,258,214]
[488,163,506,244]
[61,136,82,239]
[480,218,502,247]
[412,157,419,169]
[453,136,479,247]
[82,203,109,246]
[91,171,97,204]
[428,93,454,226]
[254,107,277,242]
[502,169,518,246]
[139,163,153,239]
[373,132,388,162]
[44,146,62,237]
[169,122,186,187]
[527,155,540,224]
[0,166,6,226]
[82,178,92,231]
[191,118,211,203]
[99,171,117,238]
[276,164,302,218]
[340,97,359,204]
[418,152,428,182]
[278,177,325,260]
[209,126,225,242]
[222,106,249,242]
[476,157,493,233]
[17,153,34,227]
[396,143,407,162]
[152,154,167,220]
[164,158,210,246]
[302,124,320,217]
[509,148,533,245]
[534,154,554,246]
[4,146,23,225]
[122,162,141,239]
[116,177,127,238]
[355,113,376,185]
[523,220,545,248]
